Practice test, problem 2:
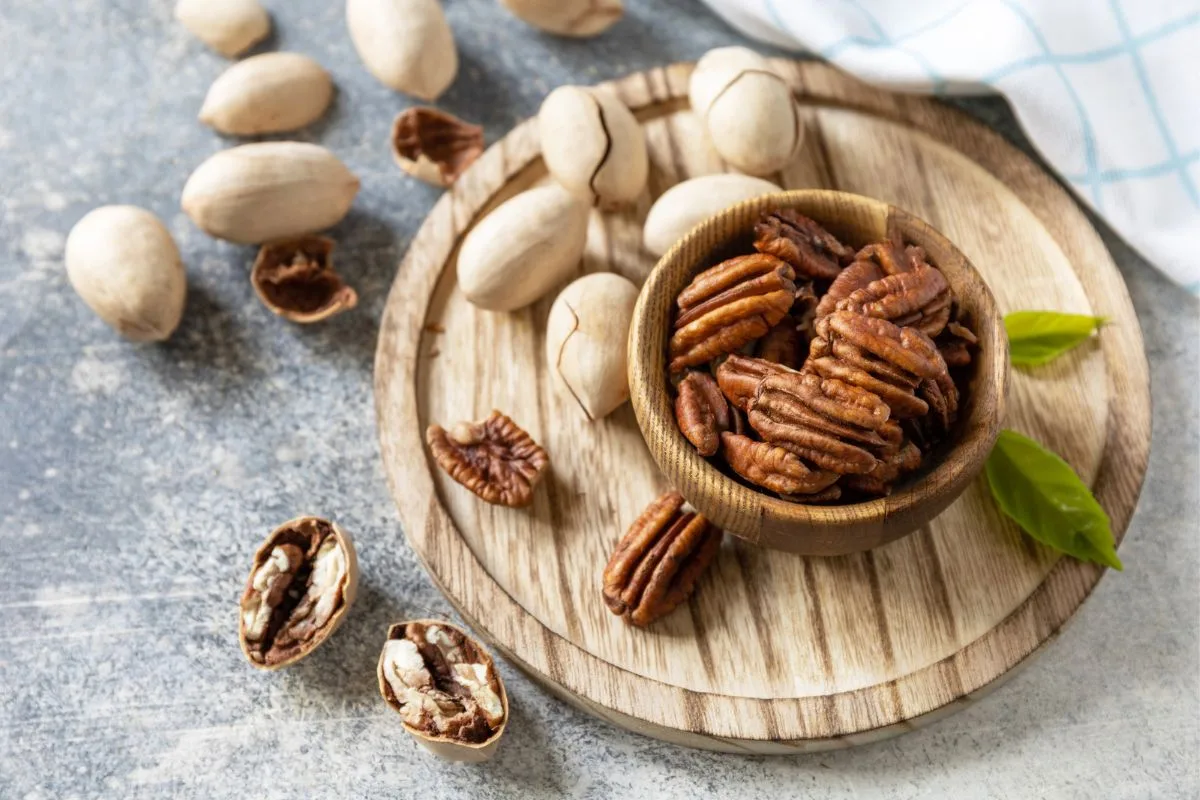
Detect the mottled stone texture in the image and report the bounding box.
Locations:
[1,1,1197,798]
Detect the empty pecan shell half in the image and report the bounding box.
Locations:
[669,253,796,373]
[602,492,722,627]
[721,432,840,495]
[426,411,549,507]
[251,235,357,324]
[674,371,730,457]
[391,107,485,187]
[715,354,795,412]
[753,209,854,281]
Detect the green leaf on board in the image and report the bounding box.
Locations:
[1003,311,1106,366]
[985,429,1123,570]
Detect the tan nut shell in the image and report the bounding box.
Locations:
[643,173,780,256]
[456,185,589,311]
[346,0,458,101]
[545,272,639,421]
[181,142,360,245]
[65,205,187,342]
[688,47,803,176]
[538,85,648,207]
[377,620,509,762]
[239,516,359,671]
[175,0,270,58]
[200,53,334,136]
[498,0,623,37]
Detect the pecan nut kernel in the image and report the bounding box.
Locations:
[426,411,549,507]
[391,107,484,188]
[753,209,854,281]
[837,263,951,338]
[378,620,508,762]
[714,354,796,412]
[602,492,723,627]
[251,235,358,323]
[669,253,796,373]
[674,371,730,457]
[239,516,358,670]
[721,432,840,495]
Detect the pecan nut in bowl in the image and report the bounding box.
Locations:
[721,432,839,496]
[602,492,723,627]
[753,209,854,281]
[674,371,730,457]
[714,354,795,412]
[426,411,549,507]
[669,253,796,373]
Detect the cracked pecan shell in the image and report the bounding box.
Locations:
[721,432,840,495]
[670,253,796,373]
[753,209,854,280]
[715,354,795,412]
[426,411,549,507]
[674,371,730,457]
[602,492,723,627]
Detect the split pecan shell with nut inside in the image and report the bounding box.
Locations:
[669,253,796,373]
[426,411,549,507]
[754,209,854,281]
[674,370,731,457]
[602,492,723,627]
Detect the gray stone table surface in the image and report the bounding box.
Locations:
[1,1,1197,798]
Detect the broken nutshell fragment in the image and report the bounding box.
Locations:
[426,410,549,507]
[753,209,854,281]
[669,253,796,373]
[251,235,357,323]
[378,620,507,762]
[602,491,723,627]
[674,370,730,457]
[239,516,358,670]
[391,107,484,188]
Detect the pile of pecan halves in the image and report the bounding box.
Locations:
[670,208,978,503]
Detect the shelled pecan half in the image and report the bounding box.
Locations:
[721,432,840,495]
[426,411,549,507]
[837,264,952,338]
[756,314,801,367]
[602,492,723,627]
[674,371,730,457]
[937,319,978,368]
[714,354,795,412]
[843,440,923,496]
[669,253,796,373]
[753,209,854,280]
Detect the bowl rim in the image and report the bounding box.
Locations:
[628,188,1009,537]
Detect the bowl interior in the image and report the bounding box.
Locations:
[628,190,1008,555]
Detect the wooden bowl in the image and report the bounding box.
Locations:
[628,190,1009,555]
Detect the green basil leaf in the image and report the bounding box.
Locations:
[1004,311,1106,366]
[985,429,1123,570]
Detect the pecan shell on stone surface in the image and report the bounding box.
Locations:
[426,411,549,507]
[669,253,796,373]
[602,492,723,627]
[753,209,854,281]
[714,354,795,412]
[391,107,484,187]
[674,370,731,457]
[251,235,357,324]
[721,432,840,496]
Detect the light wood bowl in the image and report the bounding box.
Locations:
[628,190,1009,555]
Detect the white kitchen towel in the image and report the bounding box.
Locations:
[700,0,1200,291]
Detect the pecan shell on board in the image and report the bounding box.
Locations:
[674,370,731,457]
[426,411,549,507]
[669,253,796,373]
[602,492,723,627]
[753,209,854,281]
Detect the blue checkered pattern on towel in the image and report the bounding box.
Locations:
[701,0,1200,290]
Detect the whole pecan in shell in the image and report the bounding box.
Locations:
[721,432,840,495]
[714,354,795,412]
[602,492,723,627]
[670,253,796,373]
[674,371,730,457]
[426,411,549,507]
[753,209,854,280]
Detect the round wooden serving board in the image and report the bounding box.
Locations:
[374,61,1150,752]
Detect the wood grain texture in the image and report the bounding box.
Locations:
[628,190,1008,554]
[373,61,1150,752]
